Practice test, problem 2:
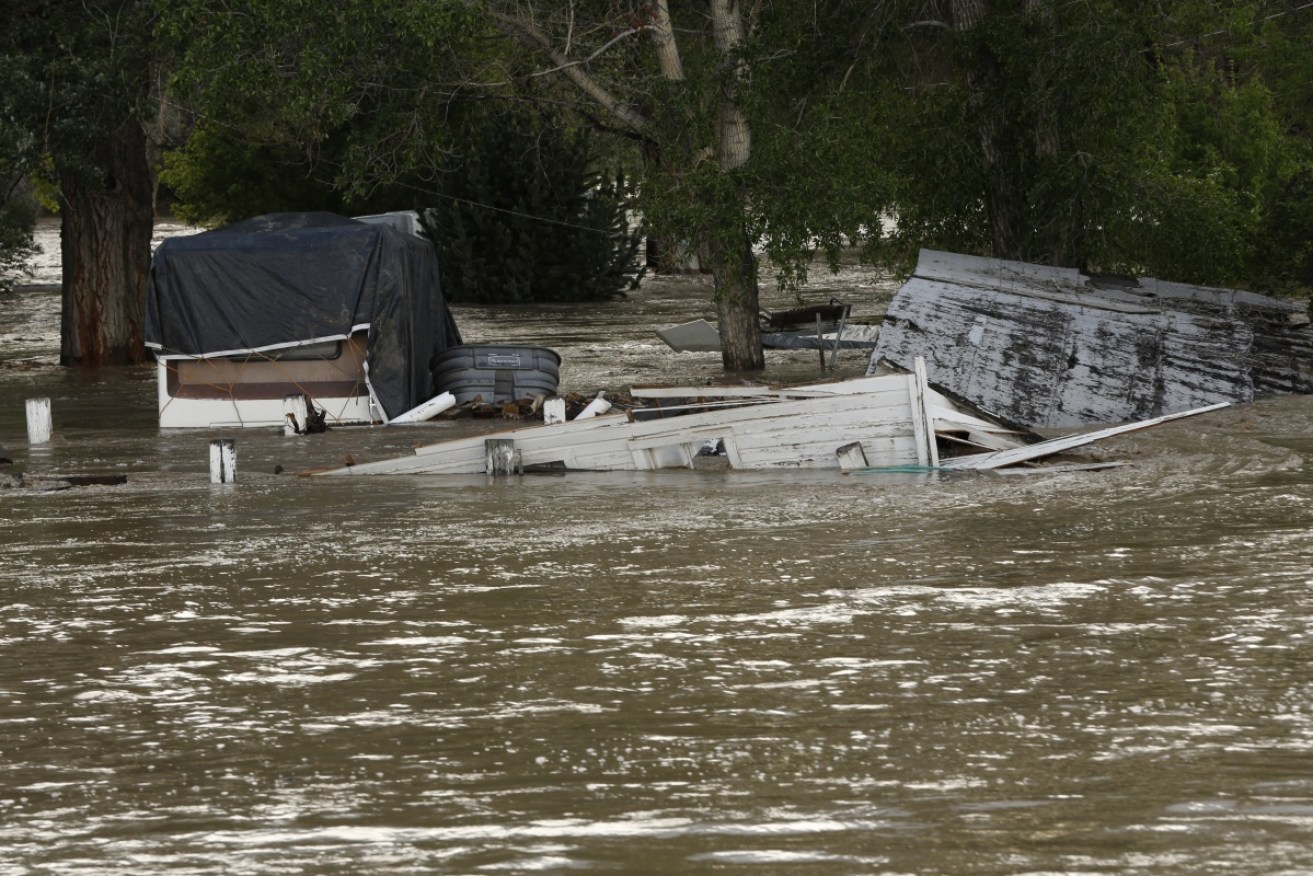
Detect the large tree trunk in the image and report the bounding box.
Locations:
[59,118,155,366]
[952,0,1028,261]
[709,231,764,372]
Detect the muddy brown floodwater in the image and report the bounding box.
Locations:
[2,220,1313,875]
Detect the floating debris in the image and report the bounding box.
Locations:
[312,357,1224,478]
[2,473,128,491]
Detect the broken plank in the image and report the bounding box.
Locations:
[320,413,631,475]
[910,356,938,467]
[939,402,1230,471]
[990,461,1128,475]
[630,385,774,399]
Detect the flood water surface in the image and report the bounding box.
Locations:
[2,226,1313,874]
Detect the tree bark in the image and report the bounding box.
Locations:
[952,0,1027,260]
[708,0,763,372]
[709,231,764,372]
[490,0,767,371]
[59,119,156,366]
[649,0,685,81]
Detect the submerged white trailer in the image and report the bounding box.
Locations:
[315,361,1020,476]
[155,334,378,429]
[146,212,459,430]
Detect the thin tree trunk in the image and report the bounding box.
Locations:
[59,119,155,366]
[649,0,685,80]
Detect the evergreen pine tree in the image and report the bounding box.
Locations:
[420,108,643,304]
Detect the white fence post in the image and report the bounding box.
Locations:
[25,398,52,445]
[283,394,308,436]
[209,439,237,483]
[485,438,521,476]
[543,398,567,425]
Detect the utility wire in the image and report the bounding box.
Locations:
[1161,1,1313,48]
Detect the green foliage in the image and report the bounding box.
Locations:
[607,0,901,294]
[738,2,903,288]
[0,0,159,291]
[1108,52,1277,285]
[158,0,488,204]
[0,196,38,293]
[1100,3,1313,293]
[0,36,48,285]
[3,0,160,180]
[161,1,644,302]
[1256,163,1313,293]
[420,107,643,304]
[870,2,1155,271]
[153,0,1313,308]
[860,0,1313,295]
[164,122,362,225]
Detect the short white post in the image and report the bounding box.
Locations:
[282,394,308,436]
[485,438,520,476]
[209,438,237,484]
[835,441,869,471]
[543,398,567,425]
[26,398,52,445]
[574,392,611,420]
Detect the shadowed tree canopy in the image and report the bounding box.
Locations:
[418,102,645,304]
[160,0,647,305]
[150,0,1313,375]
[866,0,1313,293]
[161,0,904,371]
[157,0,484,215]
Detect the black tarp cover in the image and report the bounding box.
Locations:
[146,213,460,421]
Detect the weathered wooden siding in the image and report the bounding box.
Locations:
[870,250,1313,428]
